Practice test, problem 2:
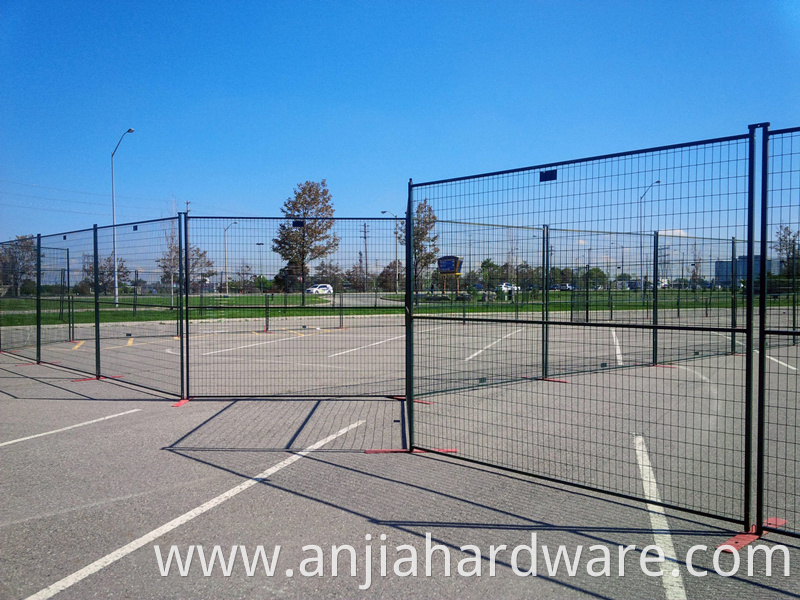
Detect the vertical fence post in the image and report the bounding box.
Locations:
[542,225,550,379]
[66,248,73,342]
[652,231,659,366]
[731,238,737,354]
[177,215,185,400]
[755,123,770,534]
[743,125,759,530]
[183,213,191,399]
[133,268,138,317]
[265,293,270,333]
[405,179,415,448]
[59,268,65,320]
[793,241,797,345]
[93,225,101,379]
[36,234,42,363]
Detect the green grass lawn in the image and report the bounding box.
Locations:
[2,289,796,327]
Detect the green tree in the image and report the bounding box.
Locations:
[274,263,309,293]
[549,267,574,285]
[314,260,345,292]
[772,225,800,277]
[272,180,340,305]
[377,260,405,292]
[345,252,367,291]
[586,267,608,288]
[81,253,130,295]
[228,262,255,293]
[479,258,503,289]
[156,224,216,293]
[399,198,439,290]
[0,235,37,296]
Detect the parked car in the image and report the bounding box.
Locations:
[496,282,520,292]
[305,284,333,294]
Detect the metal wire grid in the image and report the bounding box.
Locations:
[165,398,405,454]
[410,133,752,521]
[0,237,39,357]
[36,229,98,375]
[94,219,183,395]
[185,217,404,397]
[762,126,800,536]
[31,220,183,394]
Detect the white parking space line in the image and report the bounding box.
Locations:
[464,328,523,361]
[23,420,365,600]
[611,328,623,366]
[328,334,405,357]
[326,325,443,358]
[201,334,302,356]
[712,332,797,371]
[0,410,141,448]
[634,435,687,600]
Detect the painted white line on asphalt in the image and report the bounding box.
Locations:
[328,334,405,357]
[634,435,687,600]
[23,420,365,600]
[676,364,711,384]
[0,410,141,448]
[762,353,797,371]
[201,334,301,356]
[611,328,623,366]
[327,325,444,358]
[712,332,797,371]
[464,328,523,361]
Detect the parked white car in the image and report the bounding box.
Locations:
[305,284,333,294]
[496,282,520,292]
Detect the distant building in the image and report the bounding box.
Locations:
[714,255,779,286]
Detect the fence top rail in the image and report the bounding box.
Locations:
[769,125,800,136]
[186,215,401,222]
[94,215,178,233]
[411,132,750,188]
[34,216,180,241]
[548,226,738,242]
[436,219,543,232]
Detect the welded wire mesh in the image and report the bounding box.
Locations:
[165,398,406,454]
[185,216,404,397]
[0,237,39,358]
[411,132,752,521]
[93,218,183,395]
[762,126,800,536]
[36,228,98,376]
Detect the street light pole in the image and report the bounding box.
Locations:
[638,180,661,301]
[223,221,238,295]
[111,128,134,306]
[382,211,400,294]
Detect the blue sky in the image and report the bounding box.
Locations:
[1,0,799,240]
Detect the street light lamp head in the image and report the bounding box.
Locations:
[127,128,135,133]
[655,180,661,184]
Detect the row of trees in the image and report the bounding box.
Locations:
[268,180,437,300]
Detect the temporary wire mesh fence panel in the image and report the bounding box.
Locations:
[410,131,752,521]
[164,398,406,455]
[38,246,70,354]
[185,216,404,397]
[0,237,39,358]
[762,126,800,537]
[93,218,183,395]
[36,229,97,375]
